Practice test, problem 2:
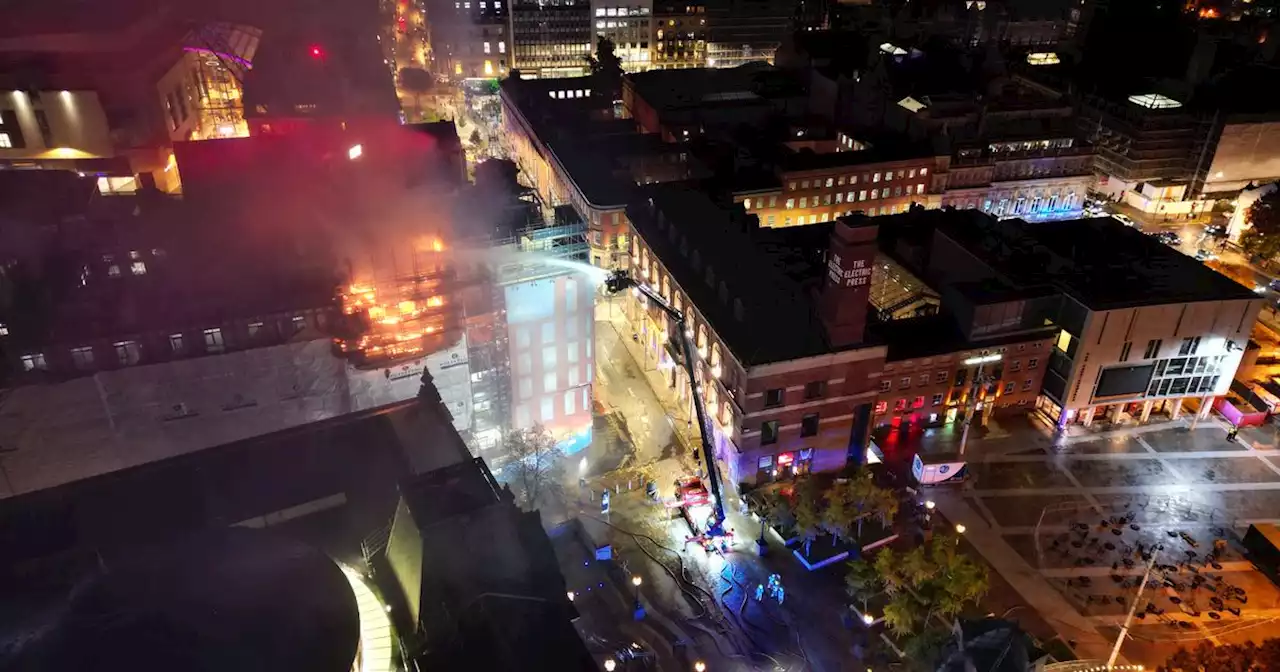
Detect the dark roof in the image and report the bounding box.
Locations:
[399,460,595,671]
[0,528,360,672]
[500,77,633,208]
[873,312,1054,362]
[625,63,789,114]
[778,141,940,173]
[931,213,1260,309]
[627,185,839,365]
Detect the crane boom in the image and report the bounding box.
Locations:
[605,270,726,534]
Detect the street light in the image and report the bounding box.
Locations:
[861,613,875,625]
[925,500,936,510]
[567,591,575,602]
[694,662,707,672]
[631,575,643,610]
[604,659,617,671]
[955,523,967,535]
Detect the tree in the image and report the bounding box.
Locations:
[759,489,796,534]
[844,558,882,613]
[872,534,989,634]
[826,470,899,541]
[1241,189,1280,263]
[501,424,564,510]
[583,36,624,102]
[791,478,825,557]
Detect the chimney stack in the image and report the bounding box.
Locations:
[819,218,878,347]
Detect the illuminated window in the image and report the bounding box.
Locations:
[499,41,506,53]
[21,353,47,371]
[71,346,95,369]
[873,172,881,182]
[484,60,494,75]
[0,133,10,148]
[484,41,491,53]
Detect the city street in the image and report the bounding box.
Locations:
[901,413,1280,668]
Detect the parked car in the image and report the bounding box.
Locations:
[1205,223,1227,238]
[1111,213,1137,228]
[1149,231,1181,245]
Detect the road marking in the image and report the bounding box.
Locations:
[970,481,1280,497]
[1058,463,1104,512]
[1135,435,1189,484]
[975,449,1280,463]
[1257,455,1280,479]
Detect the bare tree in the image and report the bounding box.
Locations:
[502,424,564,510]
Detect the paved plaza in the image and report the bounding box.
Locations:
[920,416,1280,667]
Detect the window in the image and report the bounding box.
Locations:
[484,41,491,54]
[931,393,943,406]
[544,371,557,392]
[743,198,751,210]
[785,198,794,209]
[899,377,910,388]
[1004,382,1015,394]
[859,190,867,201]
[169,333,184,353]
[130,261,146,275]
[936,371,947,383]
[20,353,47,371]
[871,189,878,199]
[879,379,891,392]
[1010,360,1021,372]
[114,340,141,366]
[920,168,928,176]
[765,388,784,407]
[1120,341,1132,362]
[825,178,834,187]
[894,398,907,411]
[1144,339,1162,359]
[248,321,264,338]
[564,389,576,415]
[918,374,929,385]
[799,197,807,208]
[543,344,557,368]
[761,420,779,444]
[292,315,306,332]
[912,395,925,408]
[0,323,7,336]
[1022,379,1034,391]
[0,133,11,148]
[800,413,819,437]
[804,381,826,399]
[1178,337,1201,356]
[108,264,121,277]
[873,172,881,182]
[917,183,925,194]
[874,400,888,414]
[71,346,95,369]
[203,327,225,353]
[1028,357,1039,369]
[499,41,506,53]
[541,397,554,421]
[519,377,533,399]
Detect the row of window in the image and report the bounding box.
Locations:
[514,387,592,428]
[1117,336,1205,363]
[759,412,821,444]
[595,5,649,15]
[787,168,927,192]
[874,379,1039,415]
[516,363,588,398]
[19,320,308,372]
[455,1,504,8]
[877,359,1040,393]
[762,381,827,408]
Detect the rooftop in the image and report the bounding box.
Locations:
[0,528,360,672]
[500,76,634,208]
[627,185,838,366]
[624,62,793,115]
[933,214,1260,310]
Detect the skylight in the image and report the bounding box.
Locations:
[1127,93,1183,109]
[1026,52,1060,65]
[879,42,907,56]
[897,96,928,113]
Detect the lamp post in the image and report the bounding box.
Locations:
[955,523,966,546]
[958,354,1002,456]
[631,575,645,620]
[1106,550,1161,670]
[604,659,617,671]
[694,662,707,672]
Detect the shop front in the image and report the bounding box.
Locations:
[754,449,815,483]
